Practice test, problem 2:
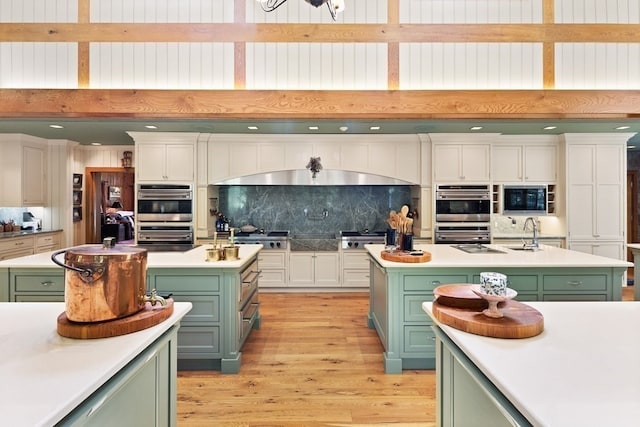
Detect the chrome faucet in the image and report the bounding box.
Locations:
[523,217,539,251]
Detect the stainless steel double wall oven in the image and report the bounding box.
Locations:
[434,184,491,244]
[136,184,195,248]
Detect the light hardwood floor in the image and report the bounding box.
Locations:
[177,287,635,426]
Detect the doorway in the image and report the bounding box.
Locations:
[85,167,134,244]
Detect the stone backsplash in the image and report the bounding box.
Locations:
[218,185,412,235]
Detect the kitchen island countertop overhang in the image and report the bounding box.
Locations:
[423,301,640,427]
[0,301,192,427]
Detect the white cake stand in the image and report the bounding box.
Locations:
[470,285,518,318]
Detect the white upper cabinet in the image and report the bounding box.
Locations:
[433,143,491,183]
[492,137,558,183]
[129,132,198,183]
[0,134,47,207]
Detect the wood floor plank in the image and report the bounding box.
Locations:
[177,292,434,426]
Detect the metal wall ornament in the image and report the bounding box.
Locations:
[306,157,323,179]
[256,0,345,20]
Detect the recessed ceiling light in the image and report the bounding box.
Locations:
[90,142,102,146]
[370,126,381,131]
[144,125,158,129]
[49,124,64,129]
[543,126,557,130]
[248,126,259,130]
[339,126,349,132]
[470,126,483,131]
[627,145,636,149]
[308,126,319,130]
[616,126,631,130]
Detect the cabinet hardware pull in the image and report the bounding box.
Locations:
[41,281,54,287]
[567,280,582,286]
[432,280,441,285]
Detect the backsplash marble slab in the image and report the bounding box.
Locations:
[218,185,412,235]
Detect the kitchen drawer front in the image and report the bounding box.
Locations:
[404,275,468,291]
[514,293,539,302]
[342,269,369,287]
[151,273,221,292]
[258,269,287,287]
[542,294,608,301]
[0,236,34,252]
[177,326,220,356]
[404,294,433,322]
[0,248,35,261]
[170,294,220,323]
[472,273,539,292]
[14,294,64,302]
[12,272,64,292]
[342,252,370,269]
[403,325,436,355]
[35,232,61,248]
[543,274,608,292]
[258,251,287,268]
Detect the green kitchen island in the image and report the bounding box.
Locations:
[0,244,263,374]
[365,243,630,374]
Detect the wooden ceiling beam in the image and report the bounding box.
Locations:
[1,23,639,43]
[0,89,638,120]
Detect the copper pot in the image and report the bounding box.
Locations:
[51,238,148,322]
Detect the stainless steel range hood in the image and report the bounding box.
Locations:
[214,169,415,186]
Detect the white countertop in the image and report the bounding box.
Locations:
[365,244,632,268]
[627,243,640,251]
[423,301,640,427]
[0,244,263,269]
[0,301,192,427]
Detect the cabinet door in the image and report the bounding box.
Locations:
[136,144,167,181]
[569,241,624,260]
[289,253,315,286]
[491,145,522,182]
[460,144,491,182]
[314,253,340,287]
[165,144,195,181]
[22,144,46,205]
[524,145,556,182]
[433,145,462,182]
[594,144,624,239]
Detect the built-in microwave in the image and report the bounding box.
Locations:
[502,185,547,215]
[137,184,193,222]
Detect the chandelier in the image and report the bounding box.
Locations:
[256,0,345,21]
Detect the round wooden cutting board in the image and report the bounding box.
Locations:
[57,299,174,339]
[432,284,543,339]
[380,250,431,263]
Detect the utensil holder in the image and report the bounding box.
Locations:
[400,233,413,252]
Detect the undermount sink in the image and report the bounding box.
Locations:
[452,244,506,254]
[505,245,543,252]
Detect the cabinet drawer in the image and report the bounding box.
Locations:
[13,273,64,292]
[35,233,61,248]
[0,236,34,252]
[342,252,370,269]
[542,294,608,301]
[258,269,287,287]
[403,275,468,291]
[404,325,436,355]
[258,251,287,268]
[170,294,220,323]
[342,269,369,287]
[543,275,607,291]
[0,248,35,261]
[151,274,220,292]
[177,326,220,355]
[404,294,433,322]
[14,294,65,302]
[472,273,539,292]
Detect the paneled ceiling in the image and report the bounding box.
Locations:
[0,118,638,147]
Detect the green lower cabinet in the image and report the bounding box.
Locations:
[3,268,65,302]
[147,257,260,374]
[368,260,625,374]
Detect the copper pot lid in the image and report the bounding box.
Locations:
[66,238,147,257]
